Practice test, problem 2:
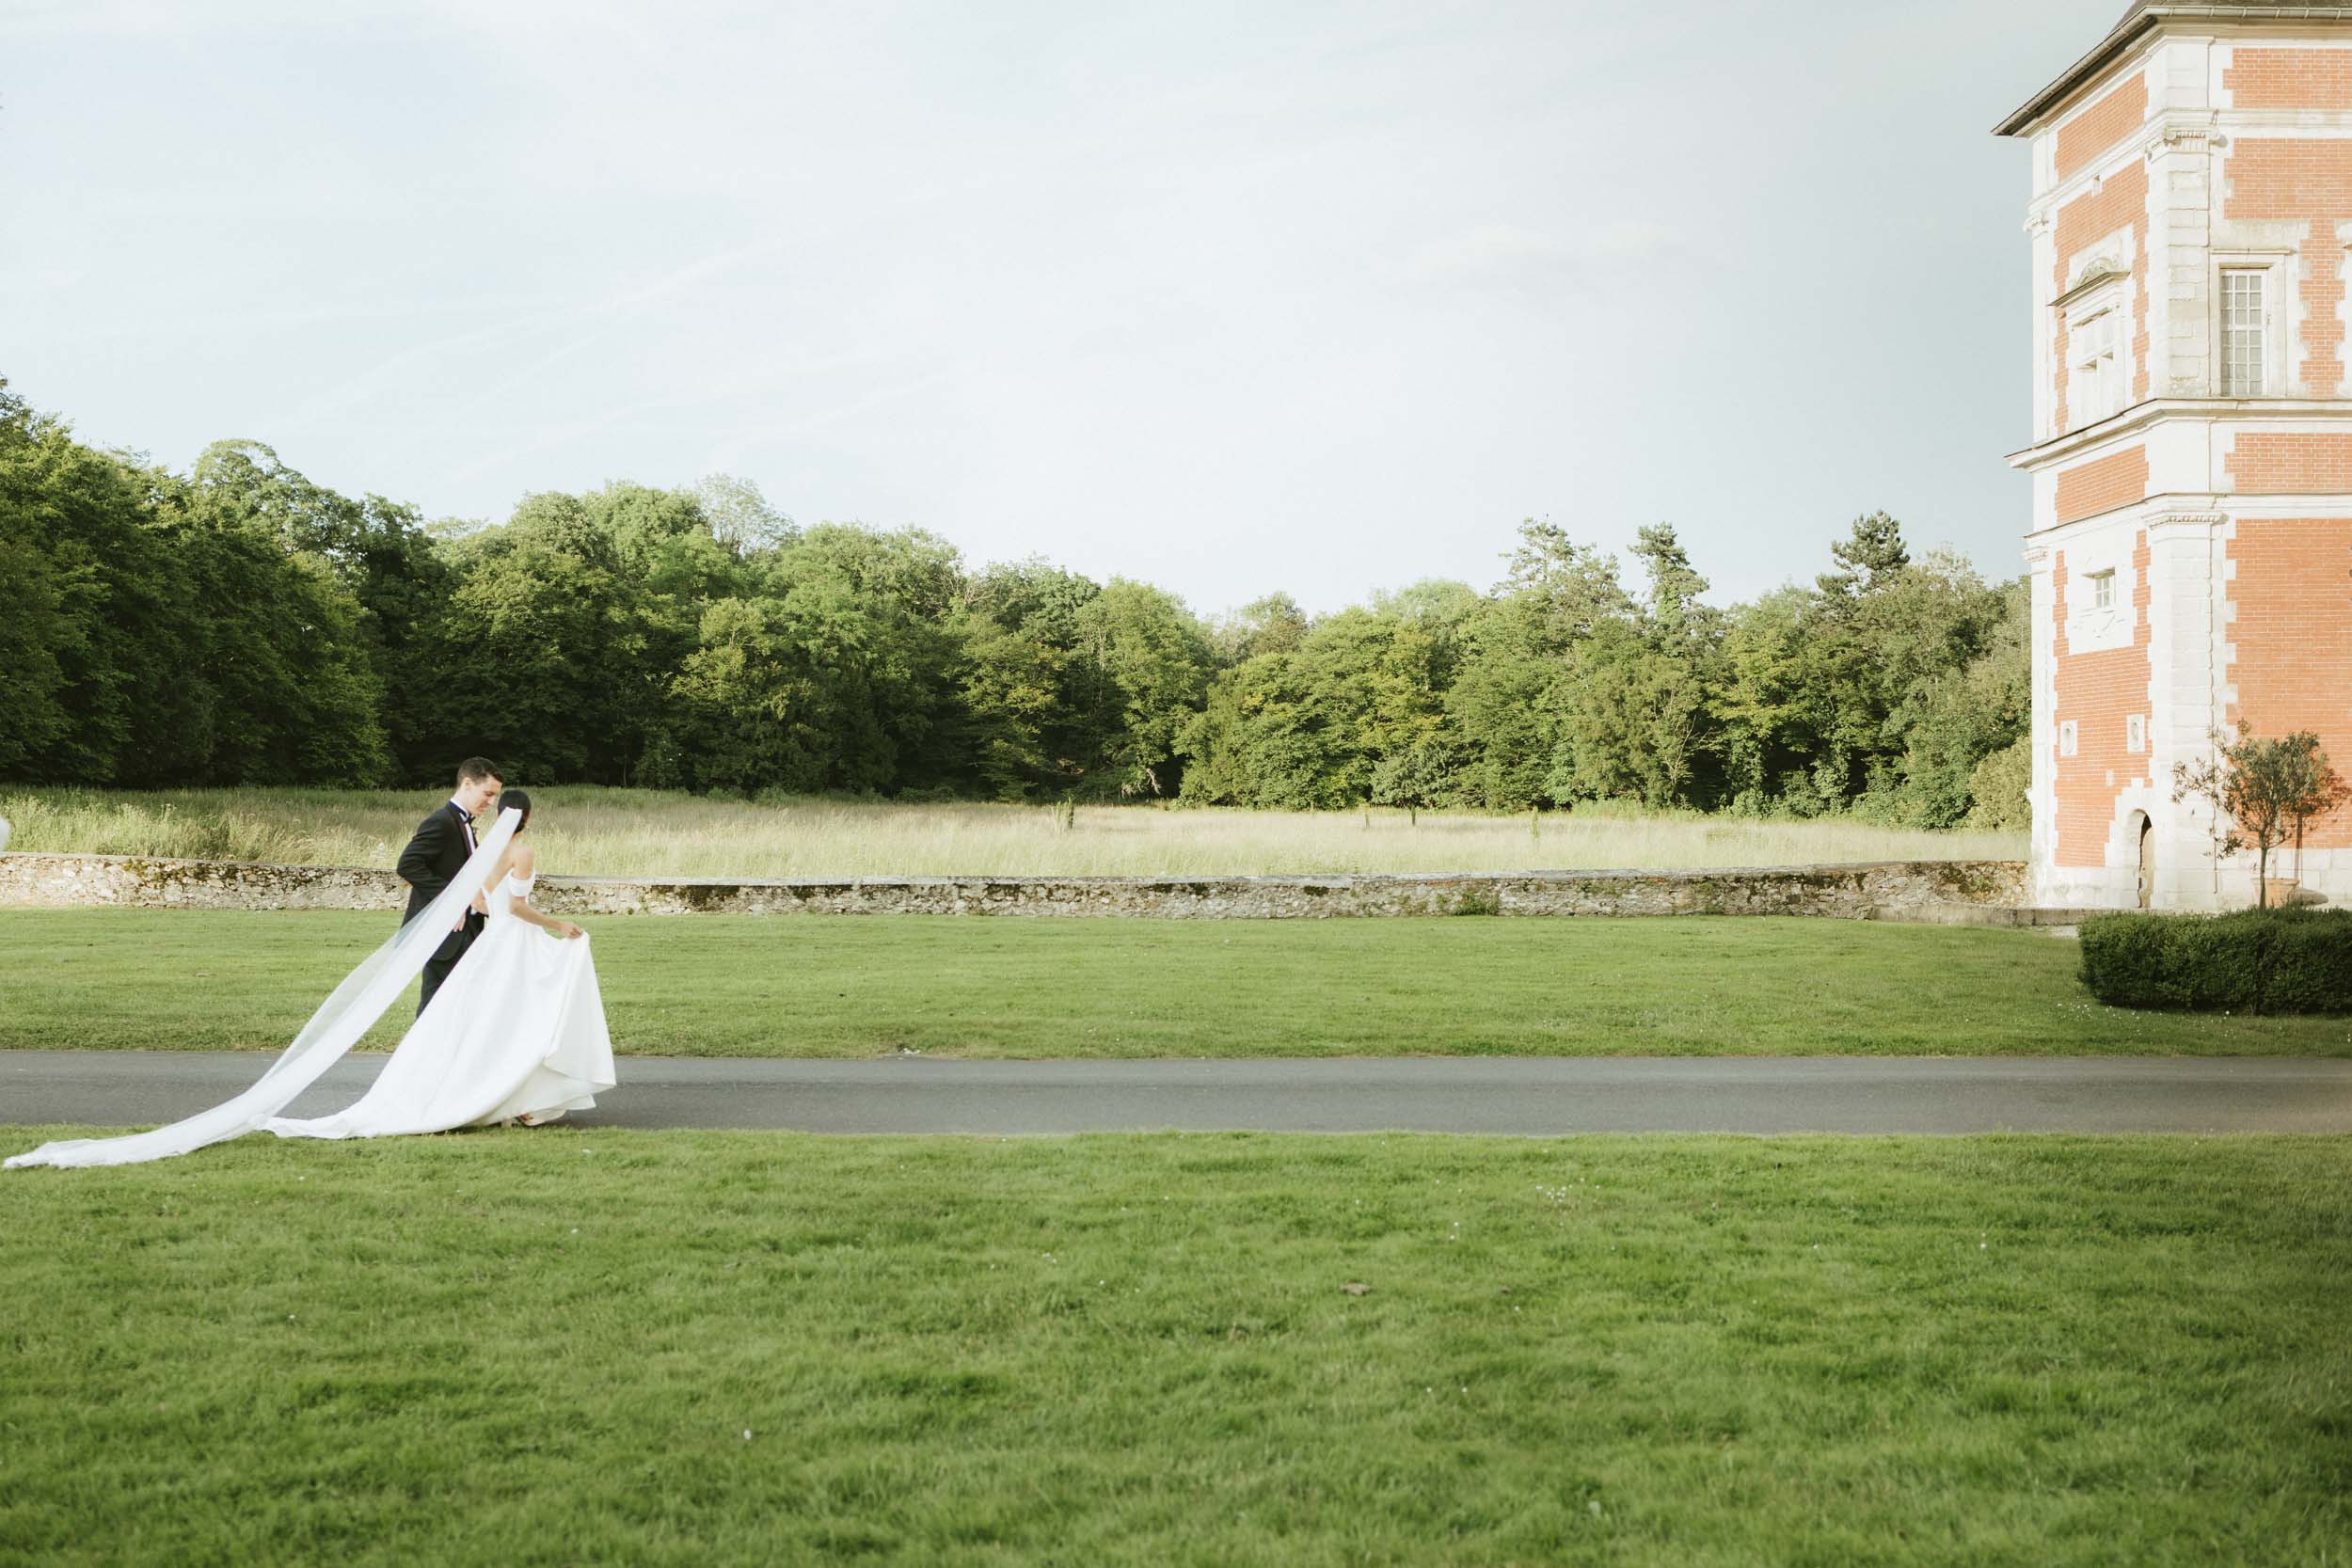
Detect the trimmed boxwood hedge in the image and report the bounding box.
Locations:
[2077,907,2352,1014]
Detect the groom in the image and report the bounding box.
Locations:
[397,757,503,1016]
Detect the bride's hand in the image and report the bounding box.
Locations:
[559,922,585,941]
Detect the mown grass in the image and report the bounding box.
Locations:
[2,1130,2344,1567]
[0,785,2027,878]
[3,910,2345,1058]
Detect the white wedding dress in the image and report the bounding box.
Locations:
[8,807,557,1170]
[266,871,616,1140]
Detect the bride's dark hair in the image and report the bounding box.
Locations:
[500,788,532,834]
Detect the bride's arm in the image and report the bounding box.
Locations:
[504,844,585,939]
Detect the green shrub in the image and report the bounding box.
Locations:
[1963,738,2031,831]
[2078,908,2352,1014]
[1449,885,1502,916]
[2265,912,2352,1014]
[2074,913,2180,1009]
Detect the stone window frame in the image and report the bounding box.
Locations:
[2210,247,2293,398]
[2053,241,2133,434]
[2065,543,2137,655]
[2059,720,2079,759]
[2067,296,2126,426]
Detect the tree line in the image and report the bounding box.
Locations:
[0,379,2028,827]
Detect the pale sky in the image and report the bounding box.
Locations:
[3,0,2120,615]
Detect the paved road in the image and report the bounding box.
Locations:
[7,1052,2351,1134]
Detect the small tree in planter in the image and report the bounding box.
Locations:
[2172,726,2347,907]
[2277,731,2350,886]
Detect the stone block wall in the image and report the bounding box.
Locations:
[0,853,2028,920]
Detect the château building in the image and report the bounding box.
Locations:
[1999,0,2352,909]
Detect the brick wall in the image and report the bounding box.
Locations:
[2222,47,2352,110]
[2226,431,2352,491]
[2222,139,2352,395]
[2057,72,2147,180]
[2226,517,2352,848]
[2055,444,2149,523]
[2050,533,2154,868]
[2053,162,2151,425]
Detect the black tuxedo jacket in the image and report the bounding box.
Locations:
[396,802,484,955]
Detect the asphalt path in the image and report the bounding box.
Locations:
[6,1052,2351,1135]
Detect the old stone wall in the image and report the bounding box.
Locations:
[0,853,2028,920]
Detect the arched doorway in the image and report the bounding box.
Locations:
[2131,812,2153,909]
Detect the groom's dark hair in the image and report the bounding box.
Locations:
[455,756,501,786]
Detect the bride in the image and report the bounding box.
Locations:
[269,787,614,1140]
[8,791,615,1170]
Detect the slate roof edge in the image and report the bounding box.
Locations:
[1994,4,2352,138]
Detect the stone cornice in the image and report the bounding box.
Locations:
[2143,510,2232,535]
[2052,260,2133,310]
[2009,396,2352,469]
[2026,112,2246,223]
[2023,495,2352,540]
[2021,103,2352,224]
[2026,500,2219,543]
[2143,115,2224,162]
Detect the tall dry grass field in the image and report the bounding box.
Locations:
[0,787,2026,879]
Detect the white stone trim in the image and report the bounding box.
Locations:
[2210,248,2292,395]
[2026,545,2058,896]
[2068,548,2137,653]
[2011,397,2352,472]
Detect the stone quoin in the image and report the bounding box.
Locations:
[1998,0,2352,910]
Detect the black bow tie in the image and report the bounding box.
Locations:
[458,808,475,822]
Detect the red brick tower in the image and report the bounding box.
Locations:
[1999,1,2352,909]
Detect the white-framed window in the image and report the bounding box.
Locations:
[2059,720,2079,758]
[2222,268,2266,396]
[2126,713,2147,753]
[2071,309,2122,424]
[2212,251,2290,396]
[2066,546,2137,654]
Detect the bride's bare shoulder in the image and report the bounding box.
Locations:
[513,841,538,876]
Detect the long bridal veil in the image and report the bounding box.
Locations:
[6,807,523,1170]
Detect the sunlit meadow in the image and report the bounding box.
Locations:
[0,787,2026,879]
[3,1131,2345,1567]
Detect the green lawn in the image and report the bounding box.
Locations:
[2,1130,2344,1566]
[2,909,2345,1057]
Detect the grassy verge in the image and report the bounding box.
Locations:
[3,1130,2345,1566]
[0,784,2026,878]
[2,910,2345,1058]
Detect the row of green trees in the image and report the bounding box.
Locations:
[0,380,2028,826]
